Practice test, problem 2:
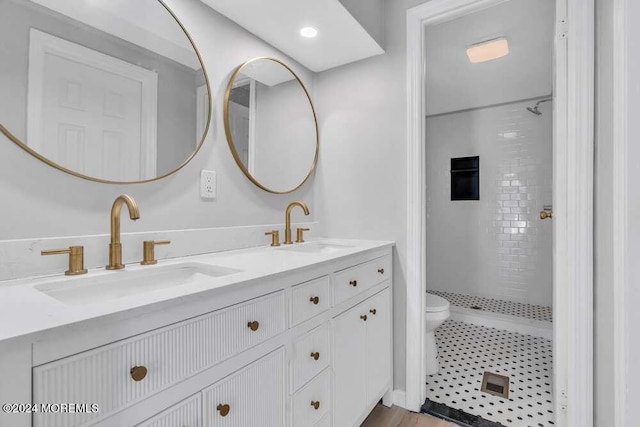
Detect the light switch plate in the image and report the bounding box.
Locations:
[200,170,216,200]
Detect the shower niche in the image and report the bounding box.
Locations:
[451,156,479,200]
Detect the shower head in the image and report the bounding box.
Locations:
[527,98,552,115]
[527,106,542,115]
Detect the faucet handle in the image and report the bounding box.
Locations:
[265,230,281,247]
[41,246,88,276]
[141,240,171,265]
[296,228,310,243]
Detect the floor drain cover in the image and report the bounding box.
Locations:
[480,371,510,399]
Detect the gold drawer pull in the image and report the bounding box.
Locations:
[370,308,377,315]
[130,366,148,382]
[378,268,385,274]
[247,321,260,331]
[310,401,321,410]
[310,351,320,361]
[217,403,230,417]
[349,280,358,287]
[360,315,368,322]
[309,296,320,305]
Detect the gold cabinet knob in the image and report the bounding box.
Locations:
[309,296,320,305]
[370,309,377,315]
[360,315,368,322]
[217,403,230,417]
[41,246,87,276]
[378,268,385,274]
[265,230,281,247]
[247,321,260,331]
[130,365,148,382]
[540,210,553,220]
[310,351,320,361]
[310,401,321,410]
[141,240,171,265]
[349,280,358,287]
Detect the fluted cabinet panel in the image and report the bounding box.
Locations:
[135,394,201,427]
[202,348,285,427]
[33,291,285,427]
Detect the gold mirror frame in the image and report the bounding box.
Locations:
[0,0,212,185]
[223,57,319,194]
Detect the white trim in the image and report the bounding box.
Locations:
[392,390,406,409]
[27,28,158,180]
[405,2,594,426]
[612,0,627,425]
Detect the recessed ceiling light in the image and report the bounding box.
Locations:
[300,27,318,38]
[466,37,509,63]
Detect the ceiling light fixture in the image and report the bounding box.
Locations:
[466,37,509,63]
[300,27,318,38]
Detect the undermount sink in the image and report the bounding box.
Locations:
[277,241,355,254]
[34,262,241,305]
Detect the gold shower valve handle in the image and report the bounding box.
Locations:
[540,211,553,220]
[41,246,88,276]
[141,240,171,265]
[265,230,281,247]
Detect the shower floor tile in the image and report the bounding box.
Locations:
[427,320,554,426]
[428,290,552,322]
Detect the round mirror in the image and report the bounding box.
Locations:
[224,57,318,194]
[0,0,211,184]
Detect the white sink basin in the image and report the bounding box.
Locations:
[277,242,355,254]
[34,262,241,305]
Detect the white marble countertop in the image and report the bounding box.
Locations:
[0,239,393,345]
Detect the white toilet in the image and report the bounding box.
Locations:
[425,293,450,376]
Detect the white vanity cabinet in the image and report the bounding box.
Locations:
[1,243,392,427]
[332,287,392,427]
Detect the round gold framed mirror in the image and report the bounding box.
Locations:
[224,57,318,194]
[0,0,211,184]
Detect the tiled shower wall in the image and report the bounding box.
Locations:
[425,98,553,306]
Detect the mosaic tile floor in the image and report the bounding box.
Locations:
[427,320,554,427]
[428,290,552,323]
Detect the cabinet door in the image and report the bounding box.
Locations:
[331,303,367,427]
[365,288,392,402]
[202,348,285,427]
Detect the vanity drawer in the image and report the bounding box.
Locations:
[202,348,285,427]
[135,394,201,427]
[293,369,331,427]
[33,291,285,427]
[332,255,391,305]
[292,323,330,391]
[291,275,330,326]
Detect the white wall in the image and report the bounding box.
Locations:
[315,0,427,394]
[425,100,553,306]
[624,0,640,421]
[0,0,316,241]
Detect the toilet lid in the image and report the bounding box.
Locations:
[425,294,450,312]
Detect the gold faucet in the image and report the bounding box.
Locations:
[284,201,310,244]
[107,194,140,270]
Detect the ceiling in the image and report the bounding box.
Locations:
[199,0,384,72]
[425,0,555,116]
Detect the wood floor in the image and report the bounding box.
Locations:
[361,405,457,427]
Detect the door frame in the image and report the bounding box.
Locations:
[404,1,594,426]
[27,28,158,179]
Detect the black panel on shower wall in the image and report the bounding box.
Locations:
[451,156,479,200]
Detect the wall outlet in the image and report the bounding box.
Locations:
[200,170,216,200]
